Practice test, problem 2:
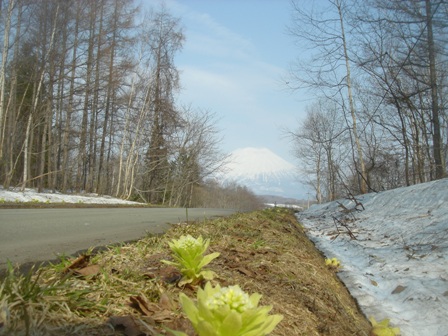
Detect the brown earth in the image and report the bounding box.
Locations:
[0,208,372,336]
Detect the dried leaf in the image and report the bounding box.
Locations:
[159,293,176,311]
[159,266,182,284]
[152,310,173,322]
[62,254,90,274]
[163,318,196,336]
[75,264,100,277]
[108,315,145,336]
[391,285,407,294]
[236,267,254,277]
[130,295,158,316]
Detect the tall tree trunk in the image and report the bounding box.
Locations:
[76,3,96,192]
[22,3,59,190]
[97,1,118,194]
[336,0,367,194]
[3,0,22,188]
[62,1,80,193]
[0,0,15,166]
[115,76,136,197]
[425,0,444,179]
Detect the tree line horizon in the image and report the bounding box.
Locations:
[0,0,446,208]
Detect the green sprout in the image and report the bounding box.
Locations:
[170,282,283,336]
[369,317,401,336]
[162,235,220,285]
[325,257,341,269]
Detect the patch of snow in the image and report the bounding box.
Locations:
[298,178,448,336]
[265,203,303,211]
[0,186,139,205]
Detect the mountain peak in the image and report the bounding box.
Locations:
[218,147,300,198]
[226,147,295,176]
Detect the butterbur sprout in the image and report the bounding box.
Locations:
[325,257,341,269]
[169,282,283,336]
[162,235,220,285]
[369,317,401,336]
[206,285,254,313]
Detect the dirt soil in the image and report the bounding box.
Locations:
[0,208,372,336]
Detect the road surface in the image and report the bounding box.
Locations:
[0,208,236,271]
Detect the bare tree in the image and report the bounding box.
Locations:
[21,1,60,190]
[287,99,347,203]
[425,0,444,178]
[165,107,228,207]
[287,0,368,194]
[0,0,15,164]
[355,0,448,181]
[141,5,184,203]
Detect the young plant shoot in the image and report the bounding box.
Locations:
[162,235,220,285]
[171,282,283,336]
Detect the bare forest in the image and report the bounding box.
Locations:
[0,0,263,209]
[287,0,448,203]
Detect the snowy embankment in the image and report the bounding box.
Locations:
[0,187,139,205]
[298,179,448,336]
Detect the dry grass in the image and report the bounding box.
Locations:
[0,208,372,336]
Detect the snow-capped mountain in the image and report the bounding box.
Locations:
[217,147,301,198]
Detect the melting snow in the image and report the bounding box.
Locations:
[298,178,448,336]
[0,187,139,205]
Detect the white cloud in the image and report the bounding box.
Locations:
[178,65,256,113]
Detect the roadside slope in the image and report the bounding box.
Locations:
[299,178,448,336]
[0,208,371,336]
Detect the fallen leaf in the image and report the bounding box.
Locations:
[152,310,173,322]
[236,267,254,277]
[75,264,101,277]
[62,254,90,274]
[163,317,196,336]
[391,285,407,294]
[108,315,145,336]
[130,294,158,316]
[159,266,182,284]
[159,293,176,310]
[370,280,378,287]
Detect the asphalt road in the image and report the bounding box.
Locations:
[0,208,236,271]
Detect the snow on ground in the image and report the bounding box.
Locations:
[0,186,139,205]
[298,178,448,336]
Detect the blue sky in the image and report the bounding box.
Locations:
[150,0,309,164]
